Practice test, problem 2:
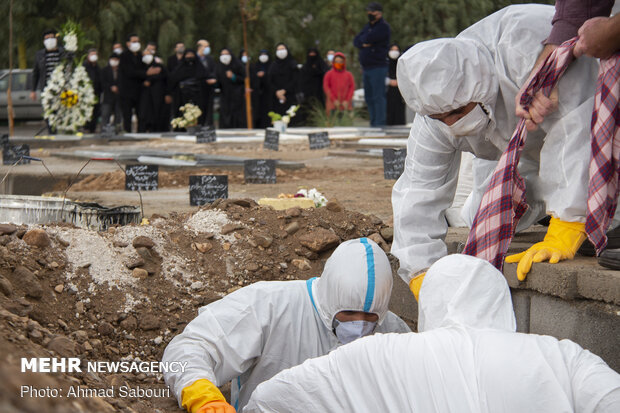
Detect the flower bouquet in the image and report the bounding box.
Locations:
[171,103,203,131]
[268,105,299,132]
[41,21,96,134]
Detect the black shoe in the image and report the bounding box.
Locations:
[598,248,620,270]
[578,226,620,257]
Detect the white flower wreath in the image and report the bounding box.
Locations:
[41,64,96,133]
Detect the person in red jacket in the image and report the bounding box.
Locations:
[323,52,355,118]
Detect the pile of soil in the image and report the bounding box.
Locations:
[0,199,394,412]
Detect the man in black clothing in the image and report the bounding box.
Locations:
[31,29,63,133]
[196,39,217,126]
[167,42,185,73]
[101,54,122,129]
[119,34,161,132]
[83,49,102,133]
[31,29,62,99]
[353,2,391,127]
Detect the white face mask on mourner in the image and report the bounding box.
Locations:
[43,37,57,51]
[220,54,231,65]
[276,49,288,60]
[142,54,153,65]
[259,54,269,63]
[129,42,141,52]
[388,50,400,60]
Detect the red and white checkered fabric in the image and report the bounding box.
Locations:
[585,53,620,254]
[463,38,578,269]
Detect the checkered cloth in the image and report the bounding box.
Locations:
[463,38,578,269]
[586,53,620,254]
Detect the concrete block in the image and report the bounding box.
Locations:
[388,272,418,332]
[510,289,531,333]
[530,294,620,372]
[577,270,620,306]
[504,263,578,301]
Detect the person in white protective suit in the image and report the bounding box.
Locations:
[162,238,410,413]
[244,254,620,413]
[392,4,604,294]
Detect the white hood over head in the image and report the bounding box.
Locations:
[314,238,393,328]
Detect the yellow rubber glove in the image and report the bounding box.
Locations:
[182,379,236,413]
[505,217,587,281]
[409,272,426,301]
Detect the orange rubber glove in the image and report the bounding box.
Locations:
[182,379,236,413]
[409,272,426,301]
[505,217,586,281]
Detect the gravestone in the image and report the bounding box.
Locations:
[196,126,217,143]
[2,144,30,165]
[125,164,159,191]
[263,129,280,151]
[189,175,228,206]
[382,148,407,180]
[308,131,330,150]
[244,159,276,184]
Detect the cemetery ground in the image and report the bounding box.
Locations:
[0,122,618,412]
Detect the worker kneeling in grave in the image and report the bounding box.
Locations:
[244,254,620,413]
[392,4,615,291]
[162,238,410,413]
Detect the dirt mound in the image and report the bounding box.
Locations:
[0,200,392,412]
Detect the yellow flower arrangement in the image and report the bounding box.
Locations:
[60,90,79,108]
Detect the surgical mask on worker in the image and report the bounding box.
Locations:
[388,50,400,60]
[129,42,141,53]
[203,47,211,56]
[333,319,377,345]
[259,54,269,63]
[448,103,490,137]
[113,47,123,55]
[220,54,231,65]
[241,55,248,64]
[276,49,288,60]
[44,38,57,51]
[88,54,98,63]
[142,54,153,65]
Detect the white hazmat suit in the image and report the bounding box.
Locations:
[162,238,410,411]
[392,4,600,282]
[245,254,620,413]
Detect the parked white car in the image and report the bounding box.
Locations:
[0,69,43,120]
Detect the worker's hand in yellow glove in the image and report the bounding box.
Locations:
[505,218,587,281]
[409,272,426,302]
[182,379,236,413]
[196,401,236,413]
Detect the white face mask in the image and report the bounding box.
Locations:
[88,54,98,63]
[430,103,490,138]
[142,54,153,65]
[241,55,248,64]
[44,38,57,51]
[203,46,211,56]
[332,319,377,345]
[259,54,269,63]
[276,49,288,60]
[113,47,123,55]
[109,59,119,67]
[388,50,400,60]
[327,54,334,62]
[129,42,141,52]
[220,54,231,65]
[448,103,490,137]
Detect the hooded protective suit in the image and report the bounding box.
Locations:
[245,254,620,413]
[392,4,601,282]
[162,238,410,412]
